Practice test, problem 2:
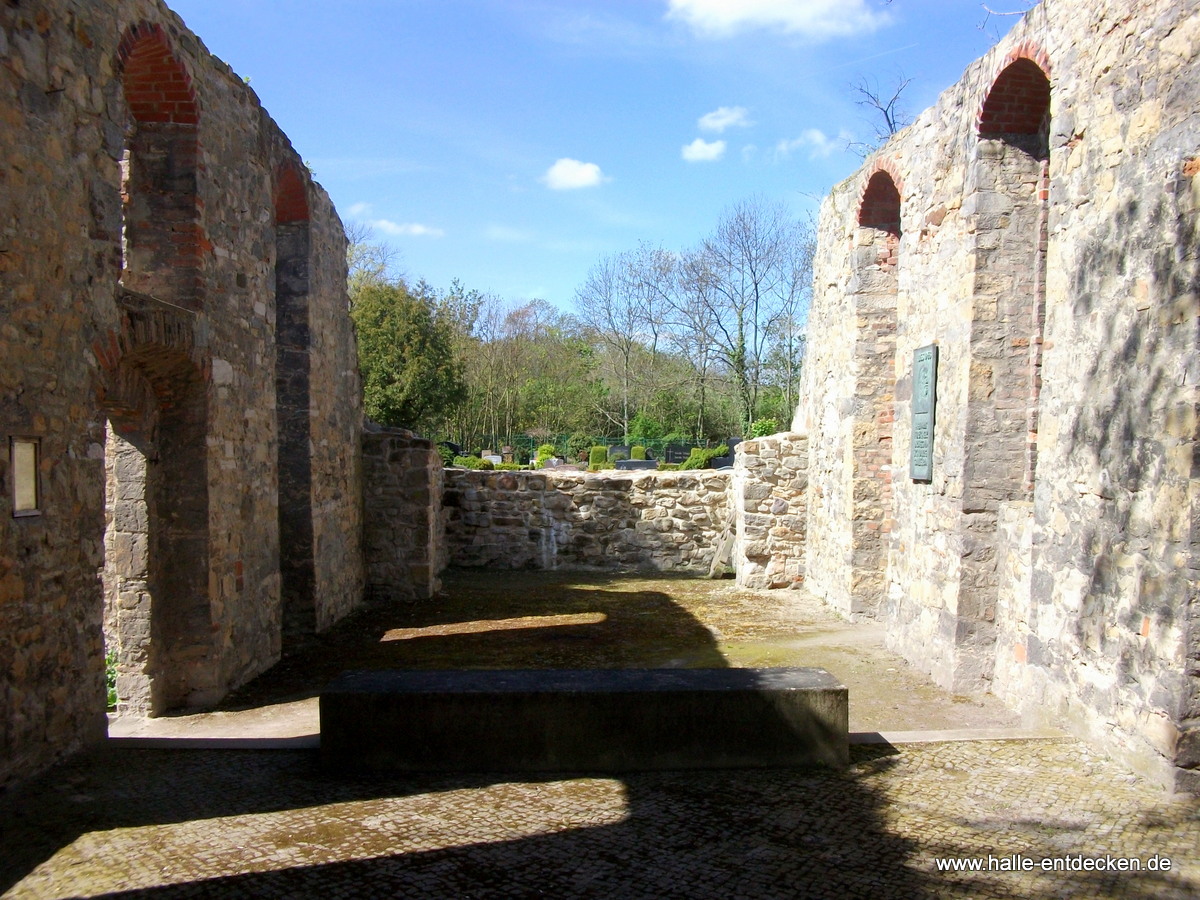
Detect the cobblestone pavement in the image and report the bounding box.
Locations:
[1,738,1196,899]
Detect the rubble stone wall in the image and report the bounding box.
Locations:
[733,435,809,591]
[797,0,1199,791]
[362,429,444,603]
[444,470,732,574]
[0,0,362,785]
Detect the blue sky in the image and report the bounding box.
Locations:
[168,0,1018,308]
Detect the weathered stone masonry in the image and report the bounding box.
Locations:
[733,435,808,591]
[1,0,362,784]
[796,0,1199,791]
[444,469,733,574]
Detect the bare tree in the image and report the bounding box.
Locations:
[847,73,913,157]
[575,249,658,440]
[679,197,811,434]
[980,2,1035,35]
[764,227,816,419]
[345,221,402,300]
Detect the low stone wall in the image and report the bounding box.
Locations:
[444,469,732,573]
[734,435,809,590]
[362,428,445,602]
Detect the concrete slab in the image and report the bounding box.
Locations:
[321,667,848,773]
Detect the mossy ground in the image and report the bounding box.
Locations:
[218,568,1018,733]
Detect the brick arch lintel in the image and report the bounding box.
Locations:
[976,41,1052,134]
[93,291,210,409]
[856,158,904,216]
[856,159,904,240]
[274,161,311,225]
[116,21,200,125]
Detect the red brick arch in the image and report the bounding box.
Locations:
[978,45,1051,140]
[275,164,310,224]
[858,162,903,236]
[116,22,204,309]
[117,22,199,125]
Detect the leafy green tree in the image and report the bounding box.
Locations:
[351,280,465,432]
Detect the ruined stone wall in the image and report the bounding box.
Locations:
[733,435,808,590]
[798,0,1199,790]
[362,428,444,603]
[305,187,365,633]
[444,470,732,574]
[1,0,362,785]
[797,219,859,615]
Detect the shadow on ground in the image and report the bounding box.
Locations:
[4,570,1196,898]
[2,740,1196,899]
[220,569,736,710]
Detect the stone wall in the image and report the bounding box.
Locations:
[733,435,809,590]
[362,428,444,603]
[0,0,362,784]
[444,470,732,573]
[796,0,1199,791]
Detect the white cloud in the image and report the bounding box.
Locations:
[370,219,445,238]
[681,138,727,162]
[666,0,890,40]
[698,106,752,133]
[542,158,608,190]
[774,128,851,160]
[346,201,373,218]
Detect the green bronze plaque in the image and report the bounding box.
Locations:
[911,344,938,481]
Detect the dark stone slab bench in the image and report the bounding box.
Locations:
[320,667,848,773]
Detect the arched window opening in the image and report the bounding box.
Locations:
[955,53,1052,689]
[859,171,902,237]
[118,24,203,310]
[843,166,901,617]
[978,58,1051,159]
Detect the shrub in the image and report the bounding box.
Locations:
[658,462,681,471]
[453,455,494,470]
[750,418,780,438]
[631,445,646,461]
[535,443,558,468]
[567,433,592,461]
[588,461,615,472]
[589,446,608,468]
[495,462,521,471]
[680,444,728,470]
[435,444,455,467]
[105,649,118,710]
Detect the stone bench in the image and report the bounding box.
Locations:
[320,667,848,773]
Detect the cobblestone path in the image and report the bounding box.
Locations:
[2,738,1196,899]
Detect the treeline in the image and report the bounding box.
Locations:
[348,196,814,455]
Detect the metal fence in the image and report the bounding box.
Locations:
[433,434,736,464]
